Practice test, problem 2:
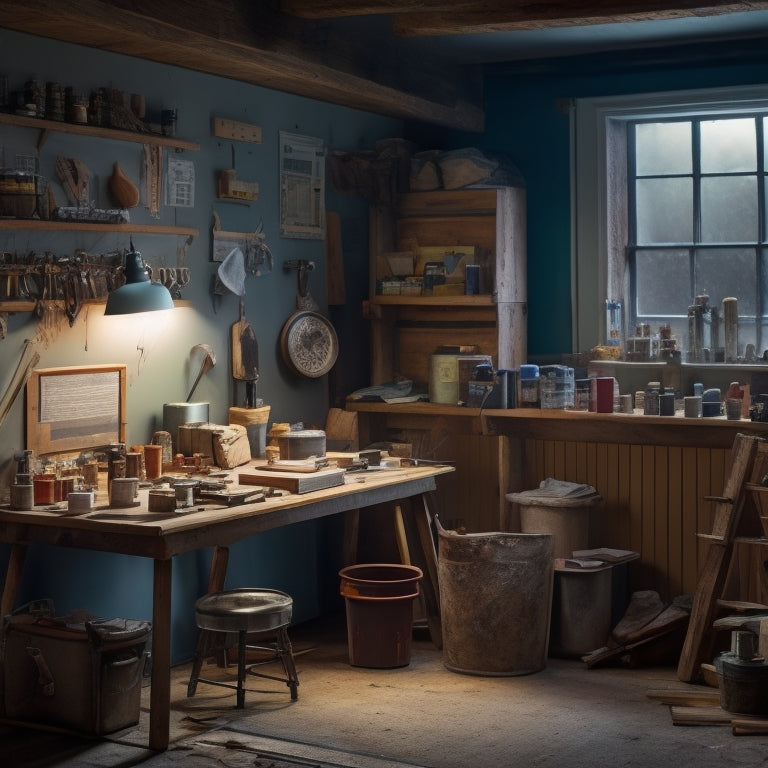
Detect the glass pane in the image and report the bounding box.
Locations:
[636,178,693,243]
[635,122,691,175]
[635,249,690,316]
[701,118,756,173]
[694,248,756,316]
[765,117,768,171]
[701,176,758,242]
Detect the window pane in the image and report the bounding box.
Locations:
[636,178,692,243]
[701,176,758,242]
[701,118,756,173]
[635,249,690,316]
[694,248,756,316]
[636,122,691,175]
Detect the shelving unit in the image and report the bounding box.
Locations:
[0,112,200,317]
[367,187,527,388]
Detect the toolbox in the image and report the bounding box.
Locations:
[1,600,151,735]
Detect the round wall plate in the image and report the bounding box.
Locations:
[279,310,339,378]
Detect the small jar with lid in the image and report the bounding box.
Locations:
[644,381,661,415]
[518,364,540,408]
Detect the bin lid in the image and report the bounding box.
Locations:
[507,477,600,507]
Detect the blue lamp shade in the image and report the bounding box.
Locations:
[104,247,174,315]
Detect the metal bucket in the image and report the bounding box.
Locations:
[436,518,554,676]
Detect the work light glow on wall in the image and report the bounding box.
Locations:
[104,243,174,315]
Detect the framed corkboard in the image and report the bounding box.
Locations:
[26,365,126,457]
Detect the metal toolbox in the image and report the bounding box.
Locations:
[1,602,151,735]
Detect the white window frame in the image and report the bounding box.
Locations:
[571,84,768,354]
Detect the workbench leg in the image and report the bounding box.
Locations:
[149,558,172,752]
[1,543,27,617]
[400,493,442,649]
[208,545,230,592]
[343,510,360,566]
[188,546,231,696]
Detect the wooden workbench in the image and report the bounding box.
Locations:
[0,461,453,751]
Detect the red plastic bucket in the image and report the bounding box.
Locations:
[339,563,422,668]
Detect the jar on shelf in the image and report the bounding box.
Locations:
[518,364,540,408]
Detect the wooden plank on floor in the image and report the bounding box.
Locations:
[646,688,720,706]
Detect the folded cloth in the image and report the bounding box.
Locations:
[514,477,599,500]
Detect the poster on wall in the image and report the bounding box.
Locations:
[279,131,325,239]
[165,156,195,207]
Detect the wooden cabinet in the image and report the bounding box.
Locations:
[367,187,526,389]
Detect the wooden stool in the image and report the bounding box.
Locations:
[187,588,299,707]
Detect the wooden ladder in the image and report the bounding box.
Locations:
[677,432,768,683]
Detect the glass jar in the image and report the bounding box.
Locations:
[518,364,539,408]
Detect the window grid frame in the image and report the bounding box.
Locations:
[626,114,767,354]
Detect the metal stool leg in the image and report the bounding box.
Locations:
[188,628,216,697]
[236,629,247,709]
[277,626,299,700]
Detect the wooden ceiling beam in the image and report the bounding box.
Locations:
[390,1,768,35]
[280,1,496,18]
[0,0,485,131]
[281,0,768,29]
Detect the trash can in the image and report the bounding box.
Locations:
[436,518,554,676]
[549,563,613,657]
[339,563,422,669]
[507,480,601,560]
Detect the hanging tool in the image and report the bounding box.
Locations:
[186,344,216,402]
[231,298,259,408]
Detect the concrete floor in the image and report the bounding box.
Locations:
[3,614,768,768]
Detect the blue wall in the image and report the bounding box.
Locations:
[0,30,399,663]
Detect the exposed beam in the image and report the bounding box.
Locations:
[281,1,497,17]
[282,0,768,29]
[0,0,485,131]
[390,1,768,35]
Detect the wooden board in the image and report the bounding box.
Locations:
[238,467,346,494]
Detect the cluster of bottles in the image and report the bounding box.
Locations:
[604,295,740,363]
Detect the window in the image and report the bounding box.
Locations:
[572,86,768,361]
[629,115,765,361]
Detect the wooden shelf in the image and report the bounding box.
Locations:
[0,298,192,313]
[0,220,198,236]
[0,111,200,151]
[370,294,495,307]
[0,300,36,313]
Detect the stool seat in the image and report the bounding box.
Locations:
[195,588,293,633]
[187,588,299,707]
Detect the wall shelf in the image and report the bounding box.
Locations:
[0,111,200,151]
[0,219,198,236]
[369,294,495,307]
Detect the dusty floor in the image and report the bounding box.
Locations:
[3,614,768,768]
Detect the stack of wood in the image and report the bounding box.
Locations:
[582,590,691,668]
